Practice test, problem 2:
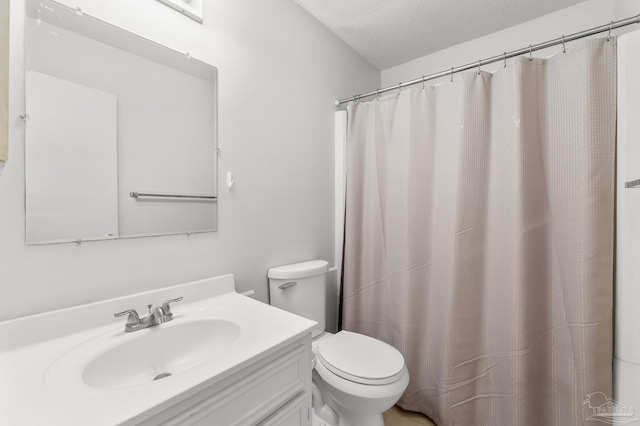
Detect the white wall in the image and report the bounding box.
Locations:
[615,28,640,410]
[615,0,640,22]
[0,0,7,162]
[382,0,640,87]
[0,0,379,322]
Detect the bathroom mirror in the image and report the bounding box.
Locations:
[24,0,218,245]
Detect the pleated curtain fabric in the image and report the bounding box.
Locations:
[343,38,616,426]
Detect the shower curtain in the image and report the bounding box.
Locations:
[343,38,616,426]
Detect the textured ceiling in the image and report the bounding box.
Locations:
[295,0,587,69]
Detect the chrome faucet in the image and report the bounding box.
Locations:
[114,297,183,332]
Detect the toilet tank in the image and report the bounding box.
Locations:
[268,260,328,337]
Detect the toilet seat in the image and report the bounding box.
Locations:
[316,331,405,386]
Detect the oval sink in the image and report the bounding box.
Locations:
[82,319,240,390]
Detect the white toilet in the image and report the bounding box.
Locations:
[268,260,409,426]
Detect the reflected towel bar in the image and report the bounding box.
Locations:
[625,180,640,189]
[130,192,217,201]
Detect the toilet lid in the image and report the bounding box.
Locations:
[316,331,405,385]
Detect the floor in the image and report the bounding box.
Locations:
[383,405,437,426]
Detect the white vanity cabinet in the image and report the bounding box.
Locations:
[137,335,312,426]
[0,276,317,426]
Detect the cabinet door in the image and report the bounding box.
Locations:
[258,393,310,426]
[137,336,312,426]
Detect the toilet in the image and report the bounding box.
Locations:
[268,260,409,426]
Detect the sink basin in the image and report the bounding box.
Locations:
[82,319,240,389]
[44,312,252,393]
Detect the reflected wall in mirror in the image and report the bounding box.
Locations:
[24,0,218,245]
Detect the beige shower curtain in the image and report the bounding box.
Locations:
[343,38,616,426]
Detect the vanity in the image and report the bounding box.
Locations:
[0,275,316,425]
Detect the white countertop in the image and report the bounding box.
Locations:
[0,275,316,425]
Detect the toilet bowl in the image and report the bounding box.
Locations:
[268,260,409,426]
[312,331,409,426]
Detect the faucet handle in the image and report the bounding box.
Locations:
[114,309,141,326]
[161,297,183,318]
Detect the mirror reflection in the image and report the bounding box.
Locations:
[24,0,218,245]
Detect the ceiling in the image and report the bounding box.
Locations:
[295,0,587,69]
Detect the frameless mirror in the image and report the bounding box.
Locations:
[24,0,217,245]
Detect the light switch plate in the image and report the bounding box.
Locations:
[156,0,203,23]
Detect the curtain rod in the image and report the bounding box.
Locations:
[335,14,640,106]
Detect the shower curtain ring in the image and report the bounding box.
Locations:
[450,67,454,82]
[376,89,380,101]
[528,45,533,61]
[422,76,426,90]
[562,35,567,53]
[477,59,482,75]
[503,52,507,68]
[397,82,402,93]
[607,20,613,41]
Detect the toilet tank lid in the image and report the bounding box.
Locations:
[267,260,329,279]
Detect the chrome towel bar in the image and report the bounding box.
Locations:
[130,192,217,201]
